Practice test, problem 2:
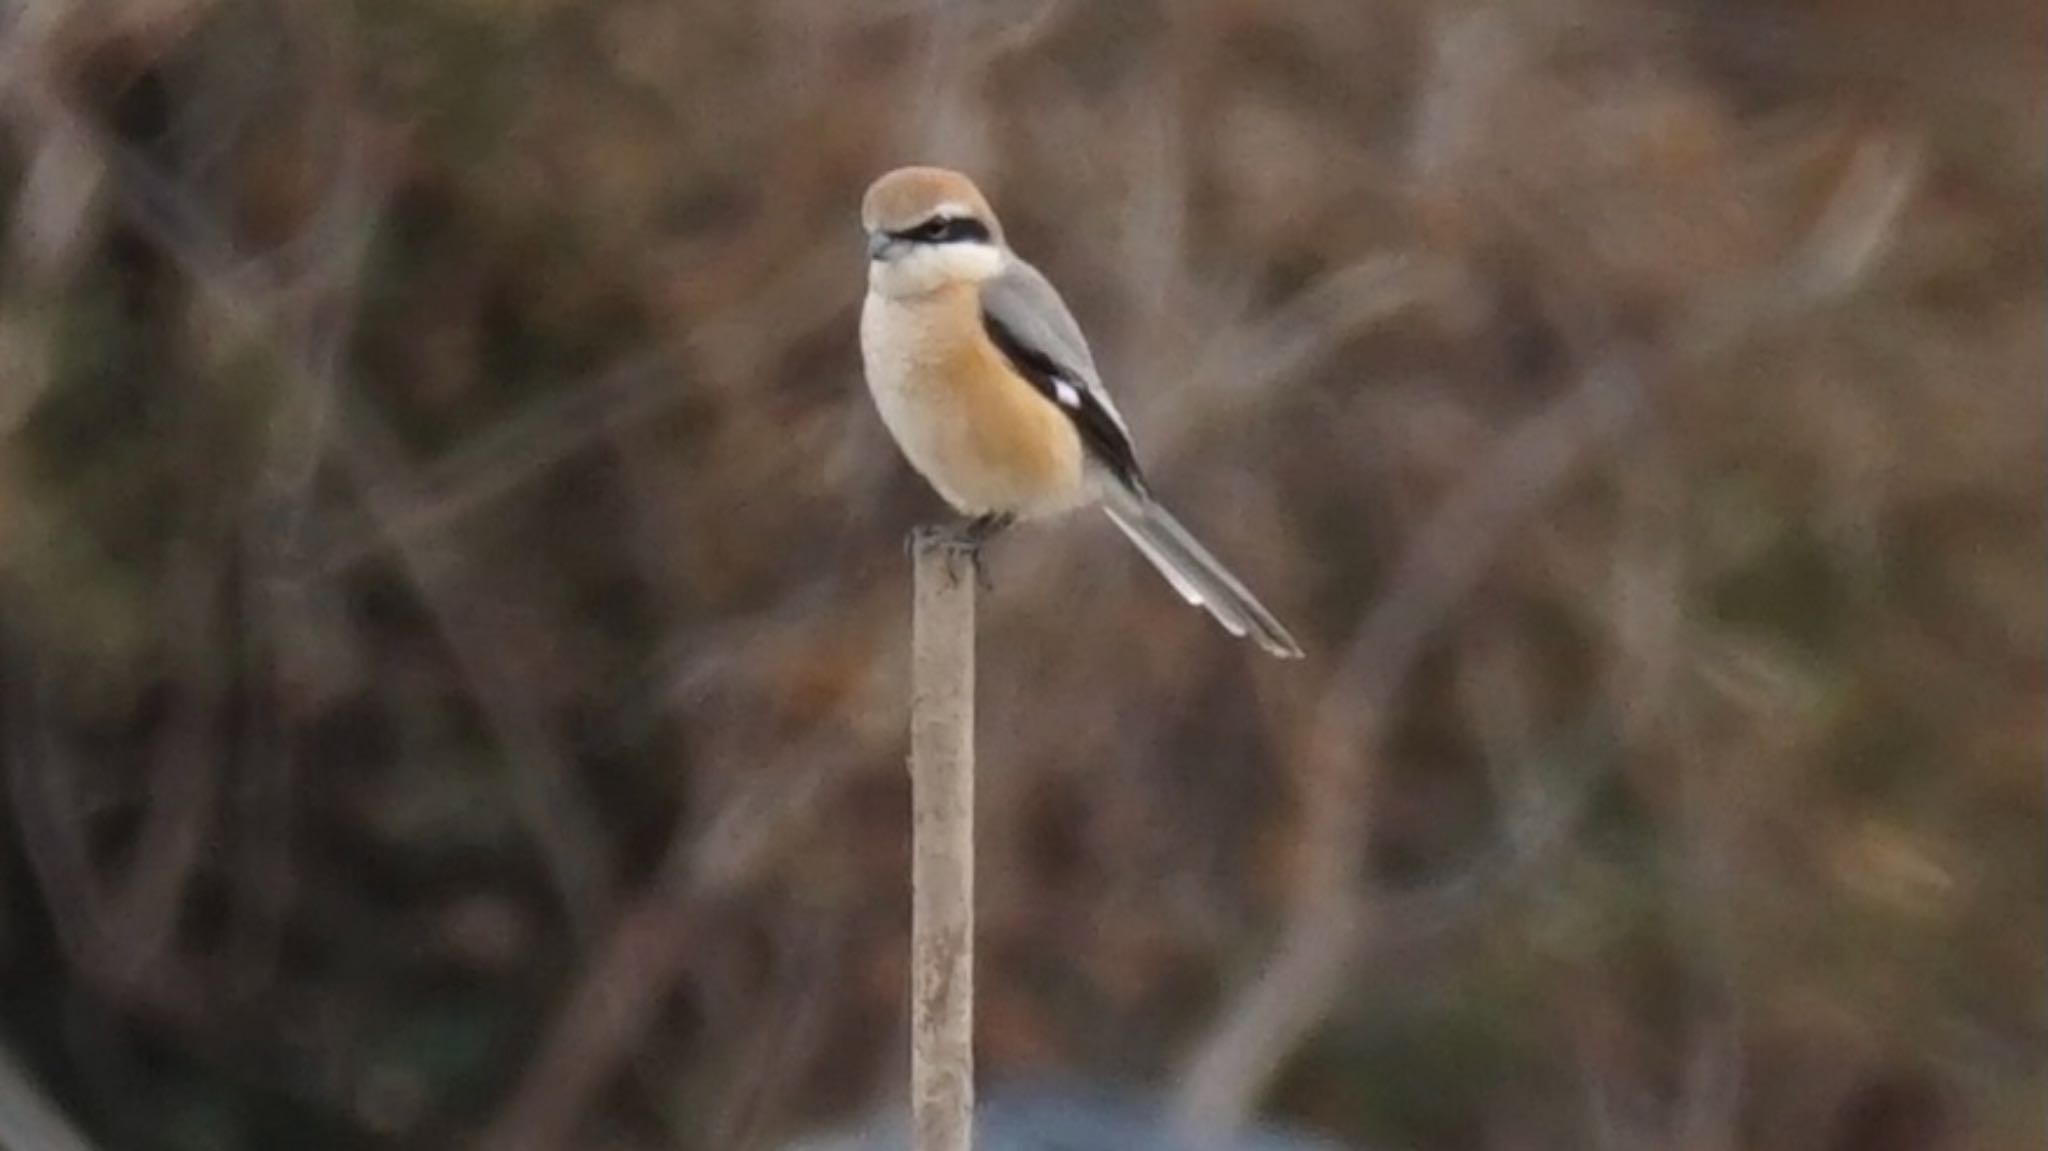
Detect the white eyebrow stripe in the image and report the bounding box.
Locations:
[932,200,975,219]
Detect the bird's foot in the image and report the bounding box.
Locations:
[910,513,1011,590]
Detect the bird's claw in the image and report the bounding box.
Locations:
[909,514,1010,590]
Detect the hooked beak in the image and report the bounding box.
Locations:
[865,231,898,260]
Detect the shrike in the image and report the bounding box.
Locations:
[859,166,1303,659]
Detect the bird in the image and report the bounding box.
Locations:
[858,165,1303,659]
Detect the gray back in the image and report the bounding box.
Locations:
[981,255,1130,434]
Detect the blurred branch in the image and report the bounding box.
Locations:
[6,643,121,978]
[704,920,845,1149]
[980,0,1074,60]
[17,47,621,937]
[1169,92,1929,1141]
[483,534,969,1151]
[1605,427,1686,752]
[1170,355,1643,1140]
[1675,131,1923,361]
[313,241,862,579]
[1663,654,1761,1151]
[478,732,868,1151]
[313,350,683,574]
[233,0,375,986]
[3,630,207,1020]
[475,857,700,1151]
[1170,99,1925,1135]
[1144,254,1460,459]
[1792,135,1924,300]
[0,1041,103,1151]
[0,2,367,1047]
[913,0,985,169]
[1408,4,1524,190]
[0,12,107,439]
[101,504,230,976]
[335,403,616,931]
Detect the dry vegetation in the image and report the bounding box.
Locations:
[0,1,2042,1149]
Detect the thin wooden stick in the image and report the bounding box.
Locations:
[908,527,976,1151]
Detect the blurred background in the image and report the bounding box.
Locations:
[0,1,2042,1149]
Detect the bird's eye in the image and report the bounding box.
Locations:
[894,216,991,245]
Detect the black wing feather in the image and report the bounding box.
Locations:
[982,312,1146,492]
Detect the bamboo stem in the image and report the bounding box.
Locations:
[908,528,976,1151]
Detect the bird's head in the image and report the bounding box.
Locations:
[861,166,1006,298]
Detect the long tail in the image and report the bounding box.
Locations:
[1101,485,1304,659]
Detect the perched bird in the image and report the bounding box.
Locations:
[859,166,1303,659]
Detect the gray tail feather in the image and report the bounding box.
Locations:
[1101,486,1304,659]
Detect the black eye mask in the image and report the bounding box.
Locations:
[893,216,993,245]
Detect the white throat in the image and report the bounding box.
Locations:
[868,241,1005,299]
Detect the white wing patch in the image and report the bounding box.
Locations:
[1053,380,1083,410]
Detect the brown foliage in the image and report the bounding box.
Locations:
[0,1,2040,1148]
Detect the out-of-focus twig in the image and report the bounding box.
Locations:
[705,922,846,1150]
[1170,355,1643,1140]
[477,735,868,1151]
[1171,103,1923,1139]
[33,77,620,940]
[1676,132,1923,360]
[6,639,121,979]
[102,504,229,976]
[313,350,682,573]
[3,628,209,1022]
[232,0,377,987]
[336,403,616,931]
[475,858,699,1151]
[1141,253,1460,461]
[913,0,985,170]
[0,1040,103,1151]
[1407,4,1524,194]
[0,13,107,440]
